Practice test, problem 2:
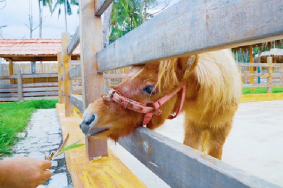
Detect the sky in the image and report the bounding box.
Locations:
[0,0,79,39]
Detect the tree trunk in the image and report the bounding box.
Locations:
[102,3,113,48]
[38,0,42,38]
[64,0,68,32]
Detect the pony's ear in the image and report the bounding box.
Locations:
[178,55,198,73]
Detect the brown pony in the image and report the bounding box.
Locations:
[80,49,241,160]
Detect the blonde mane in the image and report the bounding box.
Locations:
[156,49,241,118]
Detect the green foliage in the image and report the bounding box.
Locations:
[242,87,283,94]
[109,0,158,43]
[0,100,58,156]
[51,0,78,18]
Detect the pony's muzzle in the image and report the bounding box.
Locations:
[80,114,96,135]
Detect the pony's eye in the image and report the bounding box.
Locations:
[142,85,158,95]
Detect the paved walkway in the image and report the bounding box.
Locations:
[10,109,73,188]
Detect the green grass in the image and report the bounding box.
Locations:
[0,100,58,156]
[242,87,283,94]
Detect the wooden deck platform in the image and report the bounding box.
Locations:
[56,103,146,188]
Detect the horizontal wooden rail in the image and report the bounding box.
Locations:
[0,97,18,101]
[242,73,282,78]
[23,87,58,92]
[118,127,279,188]
[23,82,58,87]
[103,73,127,79]
[69,64,81,80]
[0,93,18,97]
[95,0,112,16]
[0,75,17,79]
[67,26,80,55]
[242,84,269,88]
[0,88,17,92]
[97,0,283,72]
[23,91,58,97]
[70,94,83,112]
[0,74,58,79]
[0,84,17,89]
[238,63,283,67]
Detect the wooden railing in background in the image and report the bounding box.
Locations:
[0,72,58,101]
[238,57,283,93]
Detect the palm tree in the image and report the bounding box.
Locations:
[51,0,78,32]
[109,0,167,43]
[38,0,53,38]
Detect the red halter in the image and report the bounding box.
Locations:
[102,83,187,126]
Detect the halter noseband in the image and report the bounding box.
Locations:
[102,83,187,126]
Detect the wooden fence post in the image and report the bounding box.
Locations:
[249,45,254,91]
[267,56,273,93]
[58,52,64,103]
[17,69,23,101]
[79,0,108,160]
[62,33,73,116]
[9,60,14,84]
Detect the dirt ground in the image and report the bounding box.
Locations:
[109,100,283,187]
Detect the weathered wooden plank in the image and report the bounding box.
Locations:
[95,0,113,16]
[103,73,127,79]
[241,73,268,77]
[9,60,15,84]
[0,93,18,97]
[242,84,269,88]
[62,32,73,116]
[69,64,81,80]
[238,63,283,67]
[22,73,58,78]
[80,0,108,160]
[23,87,58,92]
[70,94,83,112]
[0,84,17,89]
[70,60,81,67]
[23,91,58,97]
[23,82,58,87]
[0,75,17,79]
[17,70,23,101]
[97,0,283,72]
[58,52,64,103]
[241,73,283,78]
[119,127,280,188]
[0,88,17,92]
[24,96,58,101]
[0,97,18,101]
[68,26,80,55]
[267,58,273,93]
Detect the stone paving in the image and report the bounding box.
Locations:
[9,109,73,188]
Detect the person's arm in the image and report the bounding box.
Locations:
[0,157,52,188]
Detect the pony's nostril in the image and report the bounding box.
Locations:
[86,114,96,125]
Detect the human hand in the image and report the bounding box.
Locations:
[0,157,52,188]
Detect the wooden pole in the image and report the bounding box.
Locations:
[62,33,73,116]
[267,56,273,93]
[58,52,64,103]
[79,0,108,160]
[8,60,14,84]
[249,45,254,91]
[17,69,23,101]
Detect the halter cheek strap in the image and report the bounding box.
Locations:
[102,83,188,126]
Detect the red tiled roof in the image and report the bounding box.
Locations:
[0,39,80,57]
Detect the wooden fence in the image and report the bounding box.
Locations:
[58,0,283,187]
[0,71,58,101]
[238,58,283,92]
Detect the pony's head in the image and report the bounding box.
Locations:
[80,56,199,141]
